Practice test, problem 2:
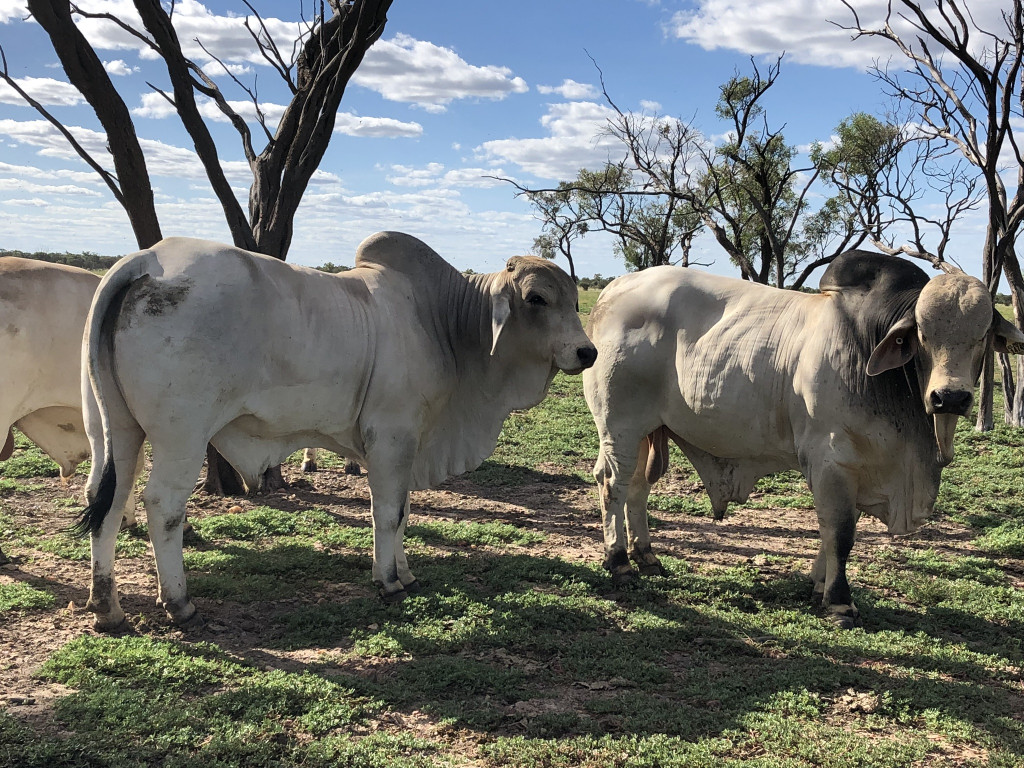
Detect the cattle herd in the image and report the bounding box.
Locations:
[2,233,1021,632]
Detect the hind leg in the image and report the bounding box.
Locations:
[143,445,207,626]
[625,438,665,576]
[301,447,318,472]
[86,429,145,632]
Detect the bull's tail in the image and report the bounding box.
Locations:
[73,255,148,537]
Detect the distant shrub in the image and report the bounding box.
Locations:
[0,249,120,271]
[314,261,351,274]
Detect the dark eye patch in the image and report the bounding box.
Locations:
[527,293,548,307]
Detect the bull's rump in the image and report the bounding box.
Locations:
[587,266,827,462]
[101,239,378,460]
[0,258,98,416]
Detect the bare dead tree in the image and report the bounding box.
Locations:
[840,0,1024,430]
[16,0,390,491]
[17,0,162,249]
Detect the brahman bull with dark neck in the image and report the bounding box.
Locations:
[79,232,596,631]
[584,252,1024,627]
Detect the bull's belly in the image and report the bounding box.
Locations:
[212,412,362,487]
[663,396,798,464]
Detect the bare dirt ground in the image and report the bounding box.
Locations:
[0,461,1003,750]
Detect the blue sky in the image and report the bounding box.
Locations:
[0,0,1010,279]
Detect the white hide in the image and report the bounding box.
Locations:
[81,232,595,630]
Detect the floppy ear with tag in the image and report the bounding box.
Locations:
[867,315,919,376]
[992,310,1024,355]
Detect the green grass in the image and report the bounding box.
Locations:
[0,582,55,613]
[2,291,1024,766]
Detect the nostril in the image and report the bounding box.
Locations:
[577,346,598,368]
[931,388,972,414]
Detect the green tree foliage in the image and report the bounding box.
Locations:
[0,248,119,271]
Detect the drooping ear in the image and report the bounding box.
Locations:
[866,315,919,376]
[490,290,512,356]
[992,310,1024,354]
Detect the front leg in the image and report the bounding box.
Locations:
[594,439,643,586]
[809,464,861,629]
[366,433,417,602]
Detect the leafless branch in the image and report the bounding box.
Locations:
[0,45,124,205]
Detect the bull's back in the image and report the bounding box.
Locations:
[106,239,378,434]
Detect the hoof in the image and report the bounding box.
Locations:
[163,598,202,628]
[92,613,129,633]
[301,460,318,473]
[0,550,8,566]
[344,460,362,476]
[380,586,408,604]
[610,567,639,588]
[829,612,862,630]
[826,605,862,630]
[637,562,667,577]
[172,609,207,630]
[403,579,422,594]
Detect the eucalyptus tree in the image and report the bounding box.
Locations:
[3,0,391,491]
[841,0,1024,428]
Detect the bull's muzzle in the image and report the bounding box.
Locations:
[926,389,972,466]
[929,388,972,416]
[577,346,598,369]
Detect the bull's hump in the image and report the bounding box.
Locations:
[353,231,463,289]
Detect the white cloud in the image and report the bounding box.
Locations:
[0,0,27,24]
[133,91,422,138]
[477,101,622,179]
[0,117,253,186]
[103,59,137,76]
[334,112,423,138]
[0,76,85,106]
[0,160,104,184]
[385,163,505,189]
[352,33,529,112]
[667,0,1014,70]
[0,177,103,196]
[538,79,599,100]
[132,91,288,127]
[71,0,306,68]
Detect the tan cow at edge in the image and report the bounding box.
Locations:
[79,232,597,631]
[0,258,137,564]
[584,252,1024,627]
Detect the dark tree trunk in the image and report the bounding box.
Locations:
[28,0,161,249]
[999,352,1016,424]
[202,445,246,496]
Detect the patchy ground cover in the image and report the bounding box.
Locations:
[1,290,1023,766]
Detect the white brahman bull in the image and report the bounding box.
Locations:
[79,232,597,630]
[0,258,138,564]
[584,252,1024,627]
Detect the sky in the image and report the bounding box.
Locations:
[0,0,1014,280]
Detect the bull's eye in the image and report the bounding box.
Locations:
[527,293,548,307]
